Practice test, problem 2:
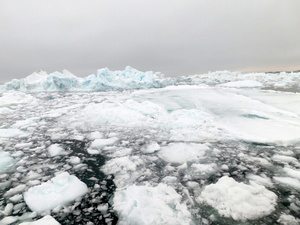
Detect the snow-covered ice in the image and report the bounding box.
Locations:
[158,143,209,164]
[113,183,192,225]
[198,176,278,221]
[24,172,88,213]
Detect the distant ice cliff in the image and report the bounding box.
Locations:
[1,67,299,92]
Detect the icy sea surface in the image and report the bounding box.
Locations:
[0,71,300,224]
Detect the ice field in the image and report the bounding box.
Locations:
[0,68,300,224]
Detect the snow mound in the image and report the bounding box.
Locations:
[19,215,60,225]
[0,150,16,174]
[113,183,192,225]
[24,172,88,213]
[0,67,165,91]
[198,176,277,221]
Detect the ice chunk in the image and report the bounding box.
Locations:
[24,172,88,213]
[4,184,26,197]
[90,137,118,149]
[0,107,13,114]
[198,176,277,221]
[113,183,192,225]
[158,143,209,164]
[246,174,273,187]
[277,214,300,225]
[69,156,81,165]
[283,167,300,180]
[272,155,298,164]
[0,216,19,224]
[19,215,60,225]
[186,163,217,179]
[3,203,14,215]
[0,150,16,174]
[141,142,160,154]
[88,131,103,140]
[273,177,300,189]
[0,129,25,138]
[0,91,37,106]
[101,156,138,187]
[48,144,66,157]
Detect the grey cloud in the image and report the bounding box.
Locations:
[1,0,300,83]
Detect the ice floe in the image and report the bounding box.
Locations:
[24,172,88,213]
[158,143,209,164]
[19,215,60,225]
[113,183,192,225]
[0,150,16,174]
[198,176,277,221]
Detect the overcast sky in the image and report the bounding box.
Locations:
[1,0,300,83]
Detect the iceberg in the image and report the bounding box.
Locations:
[0,67,166,92]
[24,172,88,213]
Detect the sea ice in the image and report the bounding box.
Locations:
[0,129,25,138]
[141,141,160,154]
[113,183,192,225]
[198,176,277,221]
[283,167,300,180]
[158,143,209,164]
[0,91,37,106]
[90,137,119,149]
[19,215,60,225]
[48,144,66,157]
[24,172,88,213]
[0,150,16,174]
[277,214,300,225]
[273,177,300,189]
[101,156,140,188]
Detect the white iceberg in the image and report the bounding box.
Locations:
[24,172,88,213]
[0,67,165,92]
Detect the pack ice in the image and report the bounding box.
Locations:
[1,67,300,225]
